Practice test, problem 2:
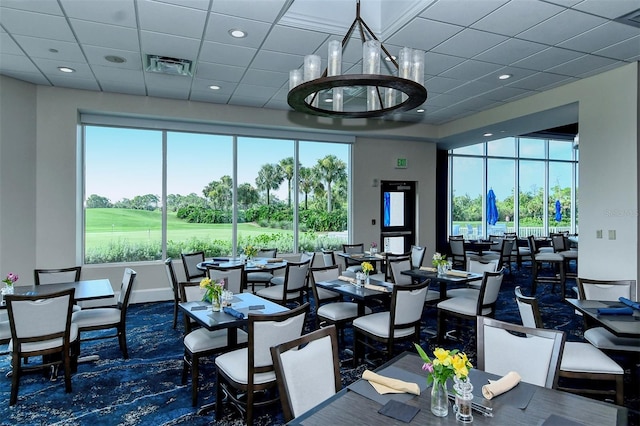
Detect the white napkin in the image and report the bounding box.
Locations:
[362,370,420,395]
[482,371,521,399]
[364,283,388,292]
[338,275,356,284]
[420,266,437,272]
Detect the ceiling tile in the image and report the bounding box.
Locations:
[70,19,141,51]
[12,35,85,62]
[594,35,640,60]
[418,0,508,27]
[138,0,207,39]
[511,47,584,71]
[195,62,244,83]
[200,41,257,68]
[140,31,201,59]
[432,28,508,58]
[570,0,640,20]
[204,13,271,49]
[211,0,288,23]
[60,0,137,27]
[0,7,75,41]
[241,68,288,88]
[473,38,548,65]
[385,17,464,52]
[262,25,328,56]
[251,50,303,73]
[546,54,620,76]
[472,0,564,36]
[516,9,608,45]
[439,60,503,81]
[83,46,142,70]
[558,21,640,53]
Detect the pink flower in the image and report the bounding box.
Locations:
[2,273,18,286]
[422,362,434,373]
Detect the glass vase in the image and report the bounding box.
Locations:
[211,295,221,312]
[430,379,449,417]
[437,264,448,276]
[365,274,370,285]
[454,376,473,423]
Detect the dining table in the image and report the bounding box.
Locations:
[565,298,640,339]
[336,251,385,271]
[400,268,483,299]
[197,257,288,273]
[179,292,288,413]
[1,278,115,307]
[463,240,494,255]
[315,277,393,317]
[287,352,628,426]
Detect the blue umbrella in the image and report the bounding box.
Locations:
[555,199,562,222]
[487,189,499,226]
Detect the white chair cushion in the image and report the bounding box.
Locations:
[584,327,640,352]
[256,285,301,301]
[560,342,623,374]
[72,307,120,328]
[518,247,531,255]
[270,276,285,286]
[9,324,78,352]
[425,290,441,302]
[341,270,356,278]
[0,320,10,340]
[246,272,273,282]
[446,288,480,299]
[316,287,341,301]
[560,251,578,259]
[317,303,371,322]
[346,265,363,273]
[538,247,555,253]
[352,312,416,339]
[215,348,276,385]
[437,297,491,316]
[535,252,564,262]
[184,328,248,353]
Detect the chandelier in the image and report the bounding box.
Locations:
[287,1,428,119]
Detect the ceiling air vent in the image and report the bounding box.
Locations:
[614,9,640,29]
[144,54,194,77]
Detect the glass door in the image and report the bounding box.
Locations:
[380,181,416,253]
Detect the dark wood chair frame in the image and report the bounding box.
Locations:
[514,286,624,405]
[215,303,310,425]
[6,288,76,405]
[164,258,180,329]
[178,281,203,334]
[341,243,365,270]
[270,326,341,422]
[448,235,467,268]
[527,235,566,297]
[353,280,430,364]
[181,251,206,281]
[310,264,354,331]
[258,260,311,307]
[206,263,246,294]
[246,248,279,293]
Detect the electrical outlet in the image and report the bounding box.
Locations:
[608,230,616,240]
[596,230,602,239]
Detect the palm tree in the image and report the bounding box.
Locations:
[279,157,295,207]
[298,166,317,210]
[255,163,284,205]
[315,155,346,212]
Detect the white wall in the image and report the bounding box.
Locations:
[0,61,638,303]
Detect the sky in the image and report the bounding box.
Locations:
[85,126,350,203]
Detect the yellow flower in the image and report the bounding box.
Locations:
[361,261,374,274]
[433,348,450,363]
[415,344,472,385]
[199,277,211,289]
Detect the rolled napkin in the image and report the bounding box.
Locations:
[338,275,356,284]
[223,306,245,319]
[350,253,364,259]
[482,371,521,400]
[597,306,634,315]
[362,370,420,395]
[254,264,267,269]
[619,297,640,310]
[267,258,284,263]
[446,270,469,277]
[420,266,437,272]
[364,283,388,292]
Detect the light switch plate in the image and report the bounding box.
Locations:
[596,230,602,239]
[608,230,616,240]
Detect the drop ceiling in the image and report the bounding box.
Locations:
[0,0,639,125]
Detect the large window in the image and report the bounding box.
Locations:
[83,122,351,264]
[449,136,578,238]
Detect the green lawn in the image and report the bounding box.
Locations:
[85,208,290,249]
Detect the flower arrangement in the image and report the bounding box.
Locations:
[361,261,374,275]
[2,273,18,287]
[414,344,473,386]
[200,277,224,304]
[432,252,448,268]
[371,242,377,248]
[243,244,258,259]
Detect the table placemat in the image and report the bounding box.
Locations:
[348,365,427,405]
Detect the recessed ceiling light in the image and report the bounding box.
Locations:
[229,29,247,38]
[498,74,512,80]
[483,132,493,137]
[325,98,333,103]
[209,85,220,90]
[416,108,425,113]
[105,55,126,64]
[58,66,75,73]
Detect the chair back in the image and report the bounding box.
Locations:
[382,253,409,281]
[551,234,568,252]
[514,286,544,329]
[498,238,515,268]
[207,264,245,294]
[477,270,504,314]
[283,260,311,293]
[34,266,81,285]
[391,280,429,327]
[526,235,539,255]
[164,258,179,294]
[117,268,137,315]
[310,265,340,304]
[6,288,75,355]
[466,258,498,273]
[178,281,203,302]
[299,251,315,265]
[449,237,465,257]
[410,245,426,268]
[389,257,412,285]
[342,243,364,266]
[477,317,565,388]
[249,303,309,371]
[257,248,277,258]
[271,326,341,422]
[181,251,206,281]
[577,278,636,301]
[321,249,336,267]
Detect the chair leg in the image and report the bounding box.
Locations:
[172,302,178,329]
[215,371,223,420]
[118,326,129,359]
[10,354,20,406]
[437,310,446,343]
[615,375,624,406]
[181,352,190,385]
[246,384,254,426]
[191,354,199,407]
[63,348,72,393]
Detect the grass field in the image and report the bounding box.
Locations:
[85,208,290,250]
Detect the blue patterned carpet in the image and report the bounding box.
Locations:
[0,263,637,425]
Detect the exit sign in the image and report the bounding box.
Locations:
[396,158,408,169]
